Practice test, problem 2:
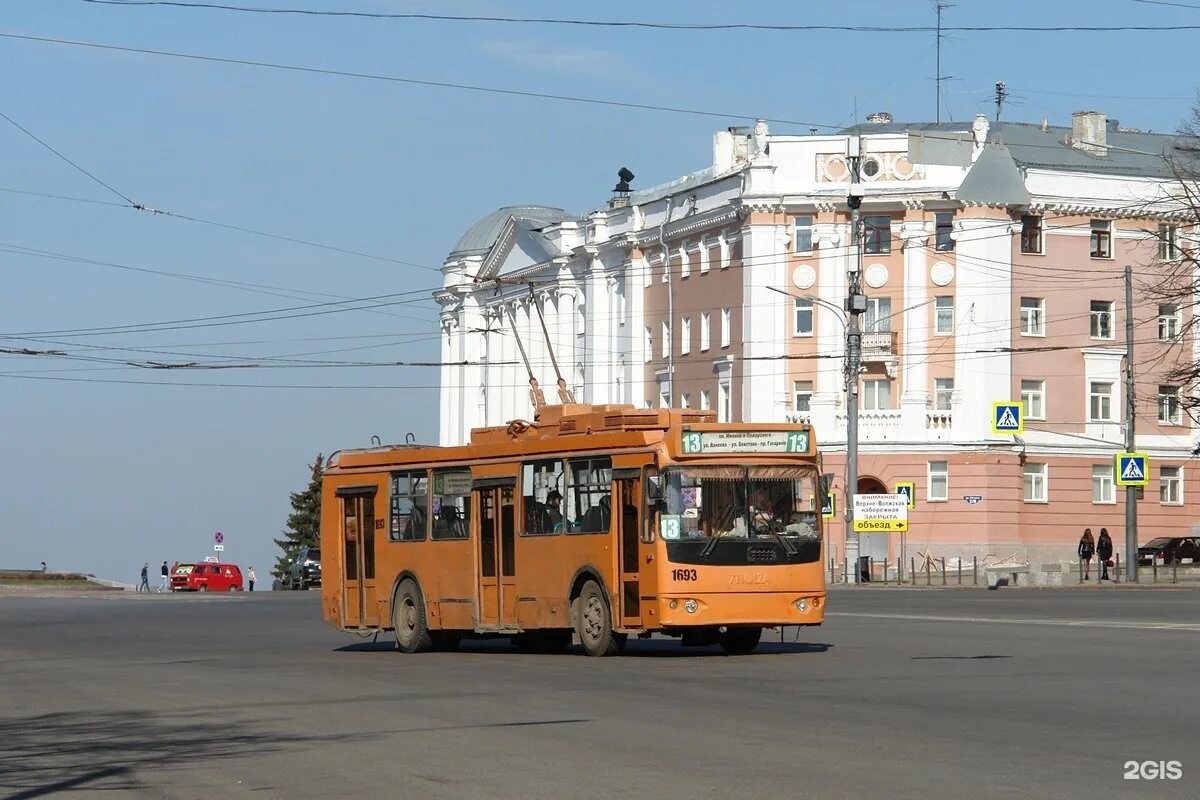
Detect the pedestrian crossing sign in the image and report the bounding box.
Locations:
[991,402,1023,435]
[895,481,915,509]
[1115,452,1149,487]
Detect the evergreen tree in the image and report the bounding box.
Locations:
[273,454,325,578]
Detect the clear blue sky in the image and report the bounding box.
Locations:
[2,0,1194,584]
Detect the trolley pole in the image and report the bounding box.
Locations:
[844,136,866,583]
[1124,265,1139,582]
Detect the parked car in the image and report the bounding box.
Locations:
[285,547,321,590]
[169,563,195,591]
[1137,537,1200,566]
[171,562,244,592]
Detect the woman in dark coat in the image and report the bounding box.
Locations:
[1077,529,1095,580]
[1097,528,1114,581]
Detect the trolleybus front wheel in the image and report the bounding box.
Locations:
[573,580,620,657]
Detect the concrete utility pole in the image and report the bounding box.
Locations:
[844,136,867,583]
[1124,264,1139,582]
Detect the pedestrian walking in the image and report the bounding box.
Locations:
[1097,528,1114,581]
[40,561,47,573]
[159,561,169,593]
[248,566,256,592]
[1077,529,1095,580]
[139,563,150,593]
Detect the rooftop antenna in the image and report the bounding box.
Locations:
[504,303,546,418]
[994,81,1008,122]
[529,283,576,404]
[935,2,954,124]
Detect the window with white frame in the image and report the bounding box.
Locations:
[717,379,731,422]
[1089,219,1112,259]
[661,321,670,359]
[1021,379,1045,420]
[644,327,652,363]
[1020,214,1043,254]
[1089,300,1114,340]
[864,296,892,333]
[1088,381,1114,422]
[1092,464,1114,504]
[864,215,892,254]
[1022,463,1047,503]
[927,461,948,501]
[793,380,813,413]
[935,296,954,335]
[720,308,731,348]
[699,244,710,274]
[1158,304,1180,341]
[700,389,711,411]
[659,387,671,409]
[862,379,892,410]
[1160,465,1183,505]
[1158,385,1182,425]
[700,311,711,351]
[1158,223,1179,261]
[680,316,691,356]
[794,215,814,253]
[934,378,954,411]
[680,247,691,279]
[935,212,955,252]
[794,298,814,336]
[680,393,690,410]
[1020,297,1045,336]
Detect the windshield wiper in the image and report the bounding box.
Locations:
[765,531,798,555]
[699,532,725,560]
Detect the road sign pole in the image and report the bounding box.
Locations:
[1124,265,1138,582]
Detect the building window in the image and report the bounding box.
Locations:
[863,215,892,254]
[1159,223,1179,261]
[659,387,670,409]
[934,296,954,335]
[680,248,691,279]
[1088,381,1114,422]
[1022,463,1047,503]
[1020,297,1045,336]
[680,393,690,410]
[1089,300,1114,340]
[644,327,652,363]
[934,378,954,411]
[700,311,711,351]
[661,321,670,359]
[700,389,711,411]
[794,298,814,336]
[1158,385,1182,425]
[1089,219,1112,259]
[793,380,813,413]
[699,245,710,274]
[1020,214,1043,254]
[862,379,892,410]
[1021,379,1045,420]
[680,316,691,356]
[935,212,955,251]
[1161,465,1183,505]
[927,461,948,502]
[794,215,814,253]
[717,379,731,422]
[1158,304,1180,341]
[864,296,892,333]
[720,308,731,348]
[1092,465,1114,504]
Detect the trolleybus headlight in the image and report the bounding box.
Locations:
[668,599,679,610]
[684,599,698,614]
[795,599,809,612]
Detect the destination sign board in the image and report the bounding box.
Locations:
[681,430,810,455]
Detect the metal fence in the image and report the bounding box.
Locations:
[826,553,1200,586]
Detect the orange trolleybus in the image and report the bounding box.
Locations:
[320,403,826,656]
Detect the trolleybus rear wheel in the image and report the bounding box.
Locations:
[393,580,433,653]
[573,580,619,657]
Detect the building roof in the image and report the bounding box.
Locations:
[449,206,573,258]
[841,119,1197,179]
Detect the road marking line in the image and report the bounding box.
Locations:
[829,612,1200,632]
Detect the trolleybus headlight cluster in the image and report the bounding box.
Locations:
[684,599,699,614]
[795,598,809,612]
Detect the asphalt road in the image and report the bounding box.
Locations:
[1,588,1196,800]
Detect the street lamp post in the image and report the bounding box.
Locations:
[844,138,867,584]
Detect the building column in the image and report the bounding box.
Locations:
[439,312,455,445]
[900,221,930,440]
[587,255,613,403]
[813,221,847,439]
[627,249,648,407]
[460,293,484,439]
[741,218,788,422]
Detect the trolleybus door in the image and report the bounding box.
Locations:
[617,476,642,627]
[476,486,518,630]
[339,488,378,628]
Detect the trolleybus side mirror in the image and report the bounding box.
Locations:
[646,475,663,501]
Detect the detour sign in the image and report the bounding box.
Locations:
[852,493,909,533]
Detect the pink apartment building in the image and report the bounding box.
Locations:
[436,111,1196,568]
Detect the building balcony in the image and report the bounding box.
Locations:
[861,330,897,357]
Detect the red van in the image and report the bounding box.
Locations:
[171,562,243,592]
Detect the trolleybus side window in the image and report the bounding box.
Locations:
[521,459,565,536]
[431,470,471,541]
[566,457,614,534]
[390,471,428,542]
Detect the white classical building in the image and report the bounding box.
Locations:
[436,112,1197,566]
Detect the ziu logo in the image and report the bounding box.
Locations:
[728,573,768,585]
[1123,761,1182,780]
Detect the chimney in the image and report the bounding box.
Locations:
[713,129,734,173]
[1070,110,1108,157]
[867,111,893,124]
